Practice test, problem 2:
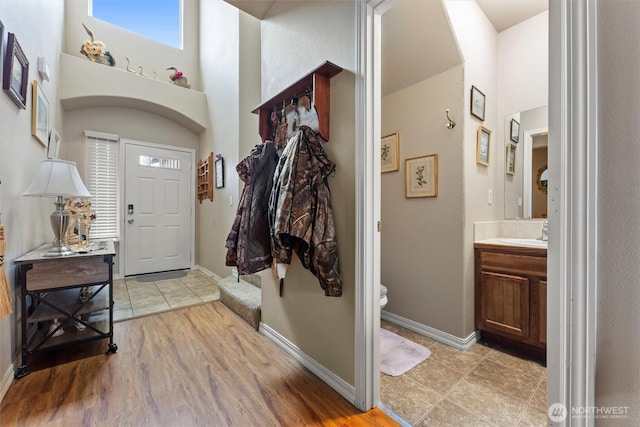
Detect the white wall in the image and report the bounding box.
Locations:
[196,0,260,276]
[444,0,499,336]
[0,0,65,400]
[596,0,640,416]
[381,65,465,336]
[258,1,357,384]
[498,12,548,220]
[64,0,201,90]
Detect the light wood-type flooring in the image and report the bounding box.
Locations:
[1,302,397,427]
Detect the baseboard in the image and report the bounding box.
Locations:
[196,265,223,282]
[0,363,14,404]
[381,311,478,351]
[259,322,356,404]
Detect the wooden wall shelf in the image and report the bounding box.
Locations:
[252,61,343,142]
[197,152,214,203]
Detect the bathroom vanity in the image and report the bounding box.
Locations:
[474,239,547,362]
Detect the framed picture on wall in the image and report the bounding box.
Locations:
[405,154,438,198]
[381,133,399,173]
[470,85,486,121]
[506,143,517,175]
[3,32,29,109]
[47,129,61,159]
[215,155,225,189]
[0,19,4,84]
[476,126,491,166]
[510,118,520,143]
[31,80,49,147]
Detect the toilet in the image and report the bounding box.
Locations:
[380,284,388,309]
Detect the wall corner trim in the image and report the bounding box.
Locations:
[0,363,14,404]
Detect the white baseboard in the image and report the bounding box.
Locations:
[0,363,14,404]
[381,311,478,351]
[259,322,356,404]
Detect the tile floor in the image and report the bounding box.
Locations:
[113,270,220,322]
[381,321,548,426]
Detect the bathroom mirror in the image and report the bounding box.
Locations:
[504,105,548,219]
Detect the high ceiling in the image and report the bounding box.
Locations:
[477,0,548,33]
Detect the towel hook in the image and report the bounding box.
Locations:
[445,109,456,129]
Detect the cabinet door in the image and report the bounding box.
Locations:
[479,272,530,338]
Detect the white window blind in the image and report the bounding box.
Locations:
[85,131,119,240]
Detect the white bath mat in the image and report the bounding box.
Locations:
[380,328,431,376]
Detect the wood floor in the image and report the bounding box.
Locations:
[1,302,397,427]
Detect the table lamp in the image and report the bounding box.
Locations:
[22,160,92,256]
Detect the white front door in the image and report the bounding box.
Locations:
[124,142,193,276]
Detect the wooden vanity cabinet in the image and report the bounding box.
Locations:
[474,243,547,361]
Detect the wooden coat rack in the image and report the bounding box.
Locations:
[252,61,343,142]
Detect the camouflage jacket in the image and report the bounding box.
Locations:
[225,141,279,275]
[269,126,342,297]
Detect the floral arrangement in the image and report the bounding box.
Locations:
[80,23,115,67]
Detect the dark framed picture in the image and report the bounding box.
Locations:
[0,19,4,84]
[3,32,29,109]
[510,118,520,143]
[470,85,485,121]
[215,155,225,188]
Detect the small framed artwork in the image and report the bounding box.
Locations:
[476,126,491,166]
[506,143,517,175]
[510,118,520,143]
[215,155,225,188]
[31,80,49,147]
[405,154,438,198]
[381,133,399,173]
[47,129,61,159]
[470,85,486,121]
[3,32,29,109]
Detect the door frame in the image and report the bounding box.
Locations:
[354,0,597,418]
[120,139,196,275]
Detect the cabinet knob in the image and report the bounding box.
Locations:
[127,219,134,224]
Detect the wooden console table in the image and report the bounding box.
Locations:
[14,240,117,378]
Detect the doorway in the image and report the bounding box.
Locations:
[123,140,195,276]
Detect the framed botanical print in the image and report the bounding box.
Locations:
[405,154,438,198]
[3,32,29,109]
[477,126,491,166]
[381,133,399,173]
[506,143,517,175]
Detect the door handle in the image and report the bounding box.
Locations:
[127,219,134,224]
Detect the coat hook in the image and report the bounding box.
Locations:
[445,109,456,129]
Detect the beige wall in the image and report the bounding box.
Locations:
[258,1,356,384]
[0,0,65,399]
[381,65,465,336]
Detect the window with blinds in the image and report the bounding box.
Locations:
[85,131,119,240]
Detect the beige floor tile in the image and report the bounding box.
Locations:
[380,374,442,425]
[132,301,171,317]
[517,405,548,426]
[447,378,527,426]
[113,308,134,322]
[416,399,496,427]
[468,358,541,402]
[486,349,547,379]
[405,358,465,394]
[155,279,187,291]
[427,341,486,374]
[528,379,548,412]
[164,293,203,309]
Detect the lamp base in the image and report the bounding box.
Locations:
[43,195,74,257]
[43,245,75,257]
